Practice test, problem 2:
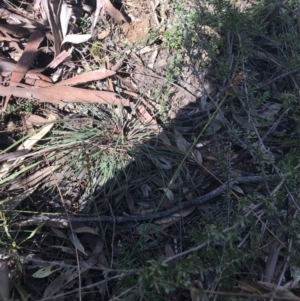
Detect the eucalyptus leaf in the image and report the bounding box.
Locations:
[32,265,62,278]
[62,34,91,45]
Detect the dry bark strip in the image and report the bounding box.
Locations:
[41,0,63,57]
[14,175,277,228]
[0,84,130,105]
[9,30,45,83]
[55,69,115,86]
[2,30,45,111]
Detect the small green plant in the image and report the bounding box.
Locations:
[90,41,101,58]
[6,100,34,115]
[24,102,33,114]
[79,16,89,31]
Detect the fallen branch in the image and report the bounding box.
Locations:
[14,175,277,228]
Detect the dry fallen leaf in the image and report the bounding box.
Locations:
[190,280,205,301]
[92,0,104,35]
[98,28,110,39]
[51,227,67,239]
[140,184,151,197]
[52,245,76,255]
[61,33,91,45]
[154,157,172,170]
[72,227,99,235]
[258,102,281,120]
[19,113,57,151]
[155,207,196,227]
[157,130,172,147]
[43,267,78,298]
[204,112,225,135]
[68,231,87,255]
[26,114,50,126]
[60,0,72,38]
[165,243,175,258]
[232,184,244,195]
[0,23,35,38]
[160,188,175,202]
[103,0,125,24]
[237,278,271,294]
[32,264,63,279]
[126,190,139,215]
[174,129,190,153]
[193,149,203,164]
[43,254,98,298]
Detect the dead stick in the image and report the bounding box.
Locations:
[14,175,277,228]
[257,68,300,89]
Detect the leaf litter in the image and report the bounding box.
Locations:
[1,0,300,300]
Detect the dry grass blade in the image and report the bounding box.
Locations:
[8,165,60,190]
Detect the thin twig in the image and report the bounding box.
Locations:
[262,108,290,142]
[257,68,300,89]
